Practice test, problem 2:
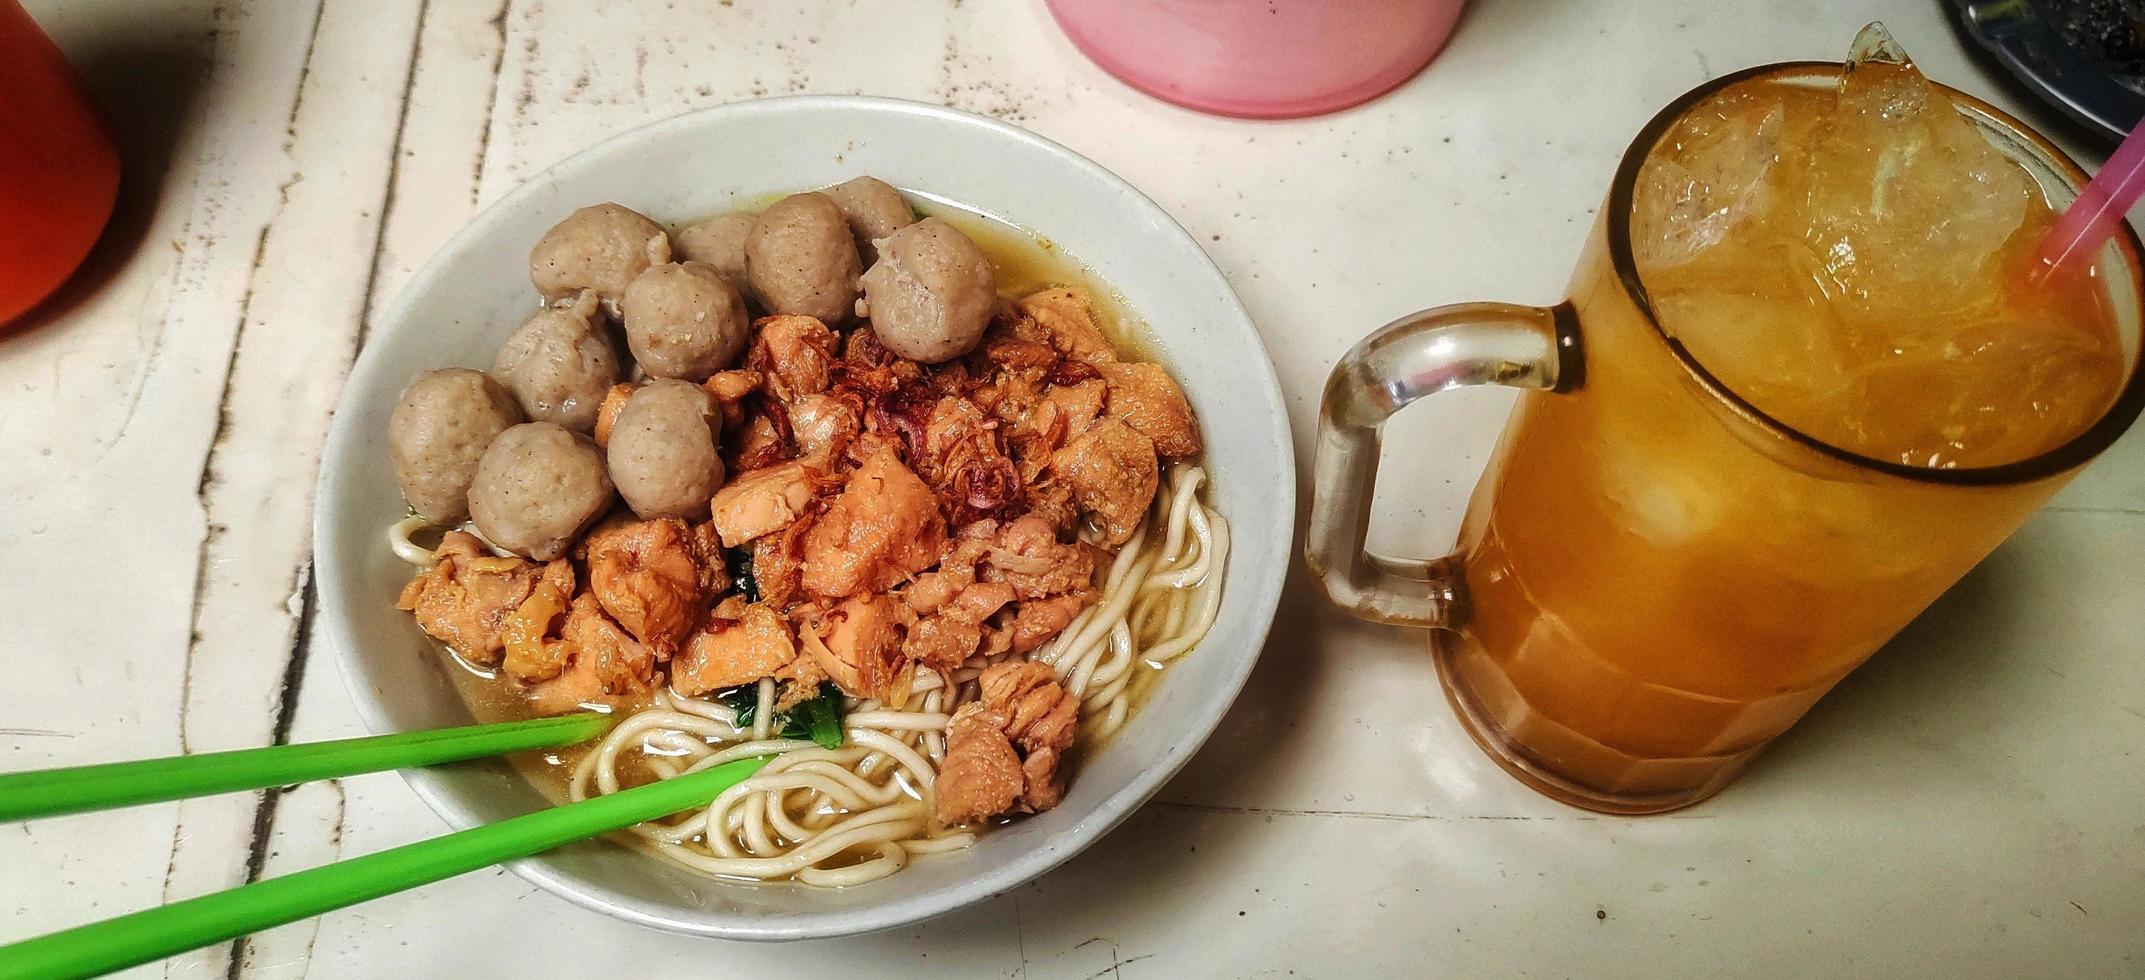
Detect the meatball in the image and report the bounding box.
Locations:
[529,203,671,315]
[857,217,997,363]
[491,291,619,432]
[822,176,915,265]
[607,380,724,520]
[673,211,755,296]
[388,368,523,524]
[620,261,750,381]
[468,422,615,560]
[745,192,860,325]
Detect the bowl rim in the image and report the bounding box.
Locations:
[313,93,1293,941]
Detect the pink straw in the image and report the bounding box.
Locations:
[2040,119,2145,276]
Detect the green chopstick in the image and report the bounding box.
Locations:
[0,714,616,823]
[0,755,770,980]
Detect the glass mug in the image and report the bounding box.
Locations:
[1306,62,2145,814]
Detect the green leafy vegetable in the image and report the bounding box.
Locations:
[789,686,844,750]
[724,547,758,603]
[717,682,843,750]
[718,685,760,726]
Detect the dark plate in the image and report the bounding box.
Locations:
[1947,0,2145,144]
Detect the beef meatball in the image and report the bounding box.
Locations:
[620,261,750,381]
[822,176,915,265]
[857,217,997,363]
[745,192,860,325]
[468,422,614,560]
[673,211,755,297]
[491,291,618,432]
[388,368,523,524]
[529,203,671,315]
[607,380,724,520]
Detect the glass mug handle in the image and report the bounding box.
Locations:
[1307,302,1579,626]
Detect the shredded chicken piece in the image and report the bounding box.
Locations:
[1100,361,1200,457]
[704,368,764,402]
[1002,411,1056,485]
[685,521,727,590]
[936,662,1079,825]
[981,334,1057,374]
[912,395,1022,525]
[500,559,576,682]
[971,372,1048,476]
[963,377,1025,431]
[978,623,1015,660]
[672,604,798,696]
[1044,378,1106,443]
[984,514,1096,600]
[902,574,963,616]
[526,593,658,715]
[1048,358,1104,388]
[835,326,924,396]
[902,574,1010,675]
[899,534,985,614]
[1009,591,1093,653]
[582,518,714,657]
[788,391,862,468]
[771,646,831,711]
[730,407,792,472]
[1017,288,1116,367]
[1021,475,1078,531]
[924,356,978,397]
[937,712,1024,825]
[950,581,1016,623]
[1050,417,1158,547]
[702,368,764,431]
[592,383,636,448]
[918,394,990,486]
[973,305,1058,377]
[903,615,980,674]
[751,512,813,609]
[801,446,947,597]
[749,314,837,402]
[801,594,914,701]
[396,531,541,666]
[708,462,819,547]
[842,427,905,469]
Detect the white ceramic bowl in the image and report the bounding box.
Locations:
[314,96,1291,941]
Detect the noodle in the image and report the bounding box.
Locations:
[400,464,1225,885]
[387,516,438,565]
[389,514,519,564]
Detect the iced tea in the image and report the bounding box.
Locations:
[1438,29,2140,811]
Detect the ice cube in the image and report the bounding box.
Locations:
[1633,92,1786,269]
[1652,286,1850,414]
[1846,18,1910,69]
[1842,311,2120,467]
[1798,23,2035,319]
[1602,456,1722,548]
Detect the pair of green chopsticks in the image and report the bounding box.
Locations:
[0,714,769,980]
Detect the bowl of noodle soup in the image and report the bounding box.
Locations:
[315,96,1290,940]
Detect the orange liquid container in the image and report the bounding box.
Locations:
[1306,56,2145,815]
[1447,61,2141,809]
[1445,235,2085,808]
[0,0,120,328]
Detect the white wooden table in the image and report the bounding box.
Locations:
[6,1,2143,976]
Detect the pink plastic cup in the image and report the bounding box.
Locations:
[1045,0,1466,119]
